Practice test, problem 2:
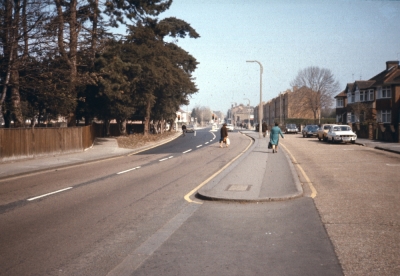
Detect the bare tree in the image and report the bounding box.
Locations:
[290,66,340,123]
[350,102,371,123]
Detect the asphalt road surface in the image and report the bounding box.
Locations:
[1,128,343,276]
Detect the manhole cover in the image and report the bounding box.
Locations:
[226,185,251,191]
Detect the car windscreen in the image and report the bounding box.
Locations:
[340,126,351,131]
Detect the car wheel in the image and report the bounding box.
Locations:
[332,137,335,143]
[323,136,328,142]
[351,140,356,144]
[318,136,321,141]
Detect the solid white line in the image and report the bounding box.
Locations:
[196,145,202,148]
[27,187,73,201]
[183,149,192,154]
[117,166,141,175]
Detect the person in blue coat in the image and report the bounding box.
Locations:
[270,122,284,153]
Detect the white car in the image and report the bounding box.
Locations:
[326,125,357,144]
[226,124,234,131]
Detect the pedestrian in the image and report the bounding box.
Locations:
[182,124,186,136]
[220,123,229,148]
[270,122,284,153]
[262,121,268,137]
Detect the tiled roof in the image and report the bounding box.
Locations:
[354,80,375,89]
[369,63,400,86]
[334,90,346,98]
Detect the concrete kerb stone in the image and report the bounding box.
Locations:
[197,132,304,203]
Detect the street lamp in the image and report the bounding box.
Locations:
[246,60,263,138]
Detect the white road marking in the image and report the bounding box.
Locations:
[205,142,209,144]
[27,187,73,201]
[117,166,141,175]
[386,164,400,166]
[159,156,173,162]
[183,149,192,153]
[196,145,202,148]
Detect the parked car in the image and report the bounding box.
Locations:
[326,125,357,144]
[317,124,337,141]
[285,124,298,134]
[226,124,234,131]
[302,125,319,137]
[186,124,195,133]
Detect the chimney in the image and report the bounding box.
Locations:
[386,60,399,70]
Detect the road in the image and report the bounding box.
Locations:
[1,128,398,275]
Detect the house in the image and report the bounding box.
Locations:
[256,87,316,127]
[335,60,400,142]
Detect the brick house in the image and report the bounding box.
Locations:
[256,86,315,127]
[334,60,400,142]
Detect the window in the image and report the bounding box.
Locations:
[336,98,343,107]
[355,89,360,102]
[382,86,391,98]
[351,92,355,103]
[368,89,374,101]
[347,92,352,104]
[377,86,391,99]
[360,90,365,102]
[377,110,391,123]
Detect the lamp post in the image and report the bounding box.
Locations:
[246,60,263,138]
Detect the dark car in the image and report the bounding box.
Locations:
[285,124,298,134]
[302,125,319,137]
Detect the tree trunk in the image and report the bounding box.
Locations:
[143,99,151,136]
[118,119,127,136]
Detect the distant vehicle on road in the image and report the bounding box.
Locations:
[186,125,195,133]
[317,124,336,141]
[302,125,319,137]
[285,124,298,134]
[327,125,357,144]
[226,124,234,131]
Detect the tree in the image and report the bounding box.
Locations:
[125,16,199,135]
[290,66,340,123]
[0,0,48,127]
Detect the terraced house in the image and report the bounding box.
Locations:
[335,61,400,142]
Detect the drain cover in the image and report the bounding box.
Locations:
[226,185,251,191]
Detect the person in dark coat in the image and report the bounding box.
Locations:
[220,123,229,148]
[182,124,186,136]
[262,122,268,137]
[270,122,284,153]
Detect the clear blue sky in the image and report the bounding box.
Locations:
[160,0,400,115]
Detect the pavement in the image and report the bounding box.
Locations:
[1,130,399,202]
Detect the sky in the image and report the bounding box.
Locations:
[158,0,400,115]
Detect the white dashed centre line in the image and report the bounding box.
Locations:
[196,145,202,148]
[183,149,192,154]
[27,187,73,201]
[117,166,141,175]
[159,156,173,162]
[205,142,209,144]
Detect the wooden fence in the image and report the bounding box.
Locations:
[0,125,95,162]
